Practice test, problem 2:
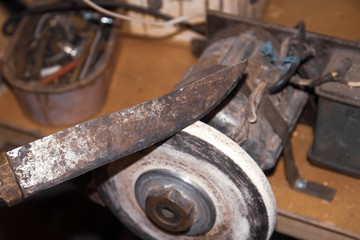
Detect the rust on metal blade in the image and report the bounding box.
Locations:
[5,62,246,198]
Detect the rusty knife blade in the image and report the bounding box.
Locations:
[3,62,246,202]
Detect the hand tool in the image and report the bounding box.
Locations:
[0,62,246,206]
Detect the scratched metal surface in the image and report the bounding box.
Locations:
[5,63,246,198]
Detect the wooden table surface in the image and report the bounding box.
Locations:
[263,1,360,238]
[1,0,360,239]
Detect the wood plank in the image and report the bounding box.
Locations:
[277,209,360,240]
[262,0,360,41]
[268,124,360,236]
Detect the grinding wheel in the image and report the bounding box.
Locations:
[95,121,276,239]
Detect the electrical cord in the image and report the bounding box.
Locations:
[291,57,359,88]
[248,81,267,123]
[3,1,205,36]
[82,0,204,27]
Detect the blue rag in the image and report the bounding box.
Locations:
[260,41,300,72]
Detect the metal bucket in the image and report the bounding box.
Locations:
[1,14,119,126]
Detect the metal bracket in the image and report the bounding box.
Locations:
[259,94,336,202]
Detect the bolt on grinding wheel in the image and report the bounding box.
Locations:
[95,121,276,239]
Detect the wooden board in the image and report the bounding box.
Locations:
[1,0,360,239]
[270,124,360,238]
[263,0,360,41]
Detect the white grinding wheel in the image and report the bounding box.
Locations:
[96,121,276,239]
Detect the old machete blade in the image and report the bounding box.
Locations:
[1,62,246,204]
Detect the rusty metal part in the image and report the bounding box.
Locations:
[134,169,216,236]
[204,12,360,180]
[79,29,103,80]
[145,187,195,234]
[180,15,308,171]
[69,29,98,83]
[184,11,345,200]
[24,34,49,81]
[0,152,23,206]
[258,94,336,202]
[39,58,79,85]
[206,10,360,79]
[2,62,245,200]
[95,121,276,239]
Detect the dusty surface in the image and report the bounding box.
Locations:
[263,0,360,41]
[269,124,360,233]
[263,0,360,234]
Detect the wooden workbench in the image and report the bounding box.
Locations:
[1,35,359,239]
[1,0,360,239]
